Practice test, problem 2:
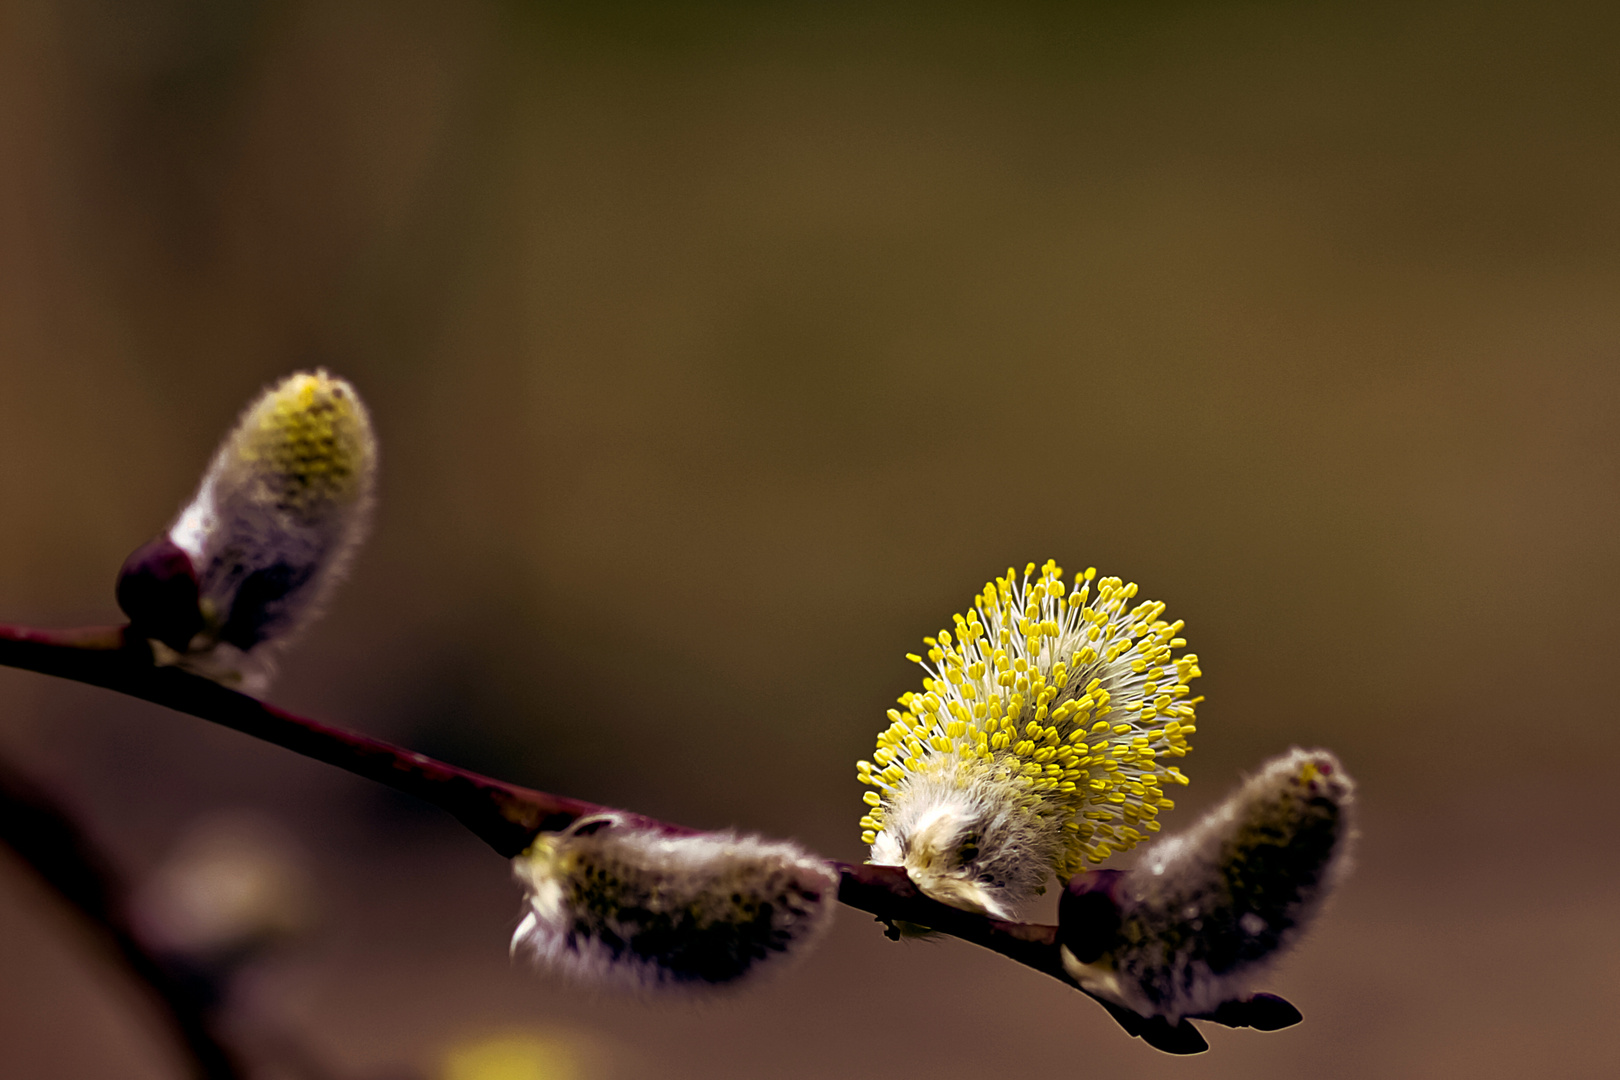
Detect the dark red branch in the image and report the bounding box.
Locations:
[0,626,613,857]
[0,626,1077,965]
[0,623,1287,1055]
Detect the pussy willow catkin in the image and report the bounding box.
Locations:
[859,560,1200,918]
[1061,748,1356,1022]
[511,815,839,989]
[155,370,376,691]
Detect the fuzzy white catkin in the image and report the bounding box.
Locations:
[510,815,839,990]
[162,370,376,692]
[1062,748,1356,1022]
[868,767,1054,920]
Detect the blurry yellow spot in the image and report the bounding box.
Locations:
[442,1033,588,1080]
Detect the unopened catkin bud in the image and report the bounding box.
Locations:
[511,814,839,990]
[1059,747,1355,1023]
[120,371,376,692]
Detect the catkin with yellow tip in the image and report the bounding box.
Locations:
[151,370,376,691]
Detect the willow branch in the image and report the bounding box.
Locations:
[0,624,1286,1054]
[0,625,1072,953]
[0,626,606,856]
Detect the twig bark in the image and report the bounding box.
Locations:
[0,623,1289,1054]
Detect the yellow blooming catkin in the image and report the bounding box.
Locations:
[1059,748,1357,1023]
[511,815,839,990]
[137,370,377,692]
[857,560,1200,918]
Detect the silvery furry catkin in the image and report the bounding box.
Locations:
[118,370,376,692]
[1060,747,1355,1022]
[511,814,839,990]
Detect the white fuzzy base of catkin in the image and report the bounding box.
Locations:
[868,760,1060,920]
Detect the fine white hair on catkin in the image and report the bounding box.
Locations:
[511,814,839,991]
[162,370,376,692]
[867,764,1059,920]
[1062,747,1356,1022]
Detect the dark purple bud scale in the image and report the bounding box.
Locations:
[1058,868,1123,963]
[116,537,205,651]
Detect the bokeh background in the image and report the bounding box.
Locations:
[1,0,1618,1076]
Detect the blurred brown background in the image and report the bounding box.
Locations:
[1,0,1617,1076]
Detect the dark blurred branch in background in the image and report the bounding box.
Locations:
[0,623,1297,1054]
[0,751,243,1080]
